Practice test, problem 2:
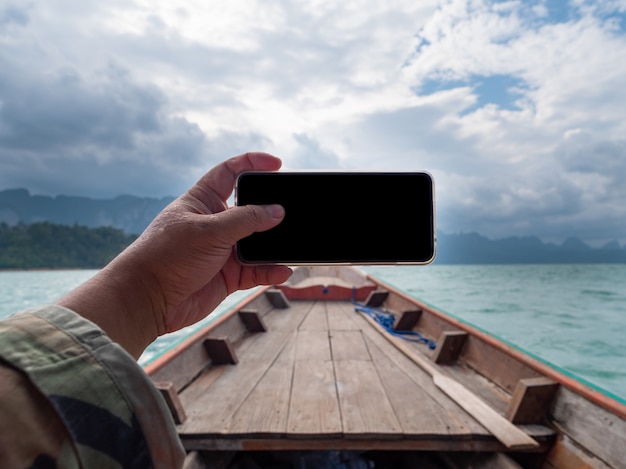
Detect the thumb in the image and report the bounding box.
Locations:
[212,204,285,243]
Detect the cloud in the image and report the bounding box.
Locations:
[1,0,626,244]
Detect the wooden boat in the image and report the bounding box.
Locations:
[145,266,626,469]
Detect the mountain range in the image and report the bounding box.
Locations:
[1,188,625,264]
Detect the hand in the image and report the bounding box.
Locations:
[56,152,292,358]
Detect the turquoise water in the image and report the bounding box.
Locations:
[1,265,625,400]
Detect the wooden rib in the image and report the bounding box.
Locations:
[154,381,187,425]
[506,377,559,424]
[432,330,469,365]
[393,309,422,331]
[238,309,267,333]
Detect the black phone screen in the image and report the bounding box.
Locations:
[235,171,435,265]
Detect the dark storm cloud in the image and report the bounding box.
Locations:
[0,57,263,198]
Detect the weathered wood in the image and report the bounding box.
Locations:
[358,309,539,450]
[364,289,388,307]
[295,329,331,362]
[330,330,370,361]
[355,310,490,438]
[266,288,290,308]
[506,377,559,424]
[146,288,274,391]
[393,309,422,331]
[203,337,238,365]
[334,360,402,438]
[298,301,329,331]
[238,309,267,332]
[227,334,296,436]
[550,386,626,469]
[154,381,187,424]
[179,302,313,436]
[433,374,539,450]
[288,360,342,438]
[544,433,613,469]
[326,301,361,331]
[366,337,460,437]
[432,330,468,365]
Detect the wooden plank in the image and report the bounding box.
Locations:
[393,309,422,331]
[326,301,361,331]
[298,301,329,331]
[203,337,238,365]
[550,386,626,469]
[330,330,370,361]
[179,302,313,436]
[334,360,402,438]
[154,381,187,424]
[288,360,342,438]
[358,309,539,450]
[227,334,296,436]
[238,309,267,333]
[432,330,468,365]
[356,314,490,438]
[434,374,539,450]
[295,329,331,362]
[506,377,559,424]
[366,338,459,437]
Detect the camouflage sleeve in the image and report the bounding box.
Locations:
[0,305,185,469]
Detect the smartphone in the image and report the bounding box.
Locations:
[235,171,436,265]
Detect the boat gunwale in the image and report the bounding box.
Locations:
[145,270,626,422]
[365,273,626,421]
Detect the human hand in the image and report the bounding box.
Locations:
[57,152,292,358]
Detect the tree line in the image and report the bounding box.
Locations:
[0,222,137,269]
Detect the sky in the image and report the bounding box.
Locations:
[1,0,626,246]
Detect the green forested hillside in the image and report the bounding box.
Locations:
[0,222,137,269]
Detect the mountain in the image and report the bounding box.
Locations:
[2,188,625,264]
[0,189,174,235]
[434,232,626,264]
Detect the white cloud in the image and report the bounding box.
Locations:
[1,0,626,244]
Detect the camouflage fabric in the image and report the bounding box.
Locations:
[0,305,185,469]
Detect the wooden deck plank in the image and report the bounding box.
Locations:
[350,306,491,437]
[330,330,370,361]
[227,334,296,436]
[365,337,460,438]
[326,301,361,330]
[334,359,403,438]
[295,330,331,362]
[298,301,329,331]
[179,302,313,436]
[288,360,342,438]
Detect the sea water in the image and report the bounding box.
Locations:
[1,265,625,402]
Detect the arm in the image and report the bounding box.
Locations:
[55,152,292,359]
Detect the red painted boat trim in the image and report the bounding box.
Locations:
[275,284,376,301]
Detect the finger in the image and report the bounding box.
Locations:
[192,153,282,206]
[210,204,285,244]
[246,265,293,287]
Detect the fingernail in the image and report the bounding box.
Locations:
[264,204,285,219]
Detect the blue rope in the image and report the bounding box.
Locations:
[351,288,437,349]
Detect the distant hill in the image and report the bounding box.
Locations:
[435,232,626,264]
[0,188,174,235]
[1,188,625,264]
[0,222,136,269]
